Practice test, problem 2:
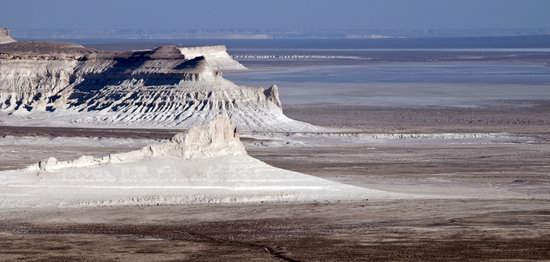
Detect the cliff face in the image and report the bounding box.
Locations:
[0,39,317,131]
[29,115,246,171]
[0,59,79,111]
[0,116,368,208]
[0,28,15,44]
[179,45,246,71]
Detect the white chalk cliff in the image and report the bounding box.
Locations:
[179,45,246,71]
[0,116,384,208]
[28,115,246,171]
[0,30,318,131]
[0,28,15,44]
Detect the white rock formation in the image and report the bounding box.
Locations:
[179,45,246,71]
[0,28,15,44]
[0,38,318,131]
[264,85,282,108]
[28,115,245,171]
[0,116,389,208]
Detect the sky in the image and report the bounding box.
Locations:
[1,0,550,30]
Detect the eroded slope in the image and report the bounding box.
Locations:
[0,116,379,208]
[0,36,315,131]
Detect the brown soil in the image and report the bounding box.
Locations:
[1,200,549,261]
[284,101,550,134]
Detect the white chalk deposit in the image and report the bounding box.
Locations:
[179,45,246,71]
[0,32,317,131]
[0,28,15,44]
[0,116,387,208]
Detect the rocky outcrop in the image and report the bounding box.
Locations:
[179,45,246,71]
[28,115,246,171]
[264,85,282,108]
[0,58,80,111]
[0,38,318,131]
[0,116,378,208]
[0,28,15,44]
[0,41,100,112]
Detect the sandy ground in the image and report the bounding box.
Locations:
[1,103,550,260]
[283,101,550,134]
[0,200,549,261]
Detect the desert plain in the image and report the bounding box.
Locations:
[0,31,549,260]
[1,100,549,261]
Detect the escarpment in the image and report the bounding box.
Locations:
[0,116,372,207]
[29,115,246,171]
[0,33,318,131]
[0,28,15,44]
[179,45,246,71]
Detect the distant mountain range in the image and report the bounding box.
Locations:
[10,28,550,40]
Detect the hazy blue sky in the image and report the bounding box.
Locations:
[2,0,550,30]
